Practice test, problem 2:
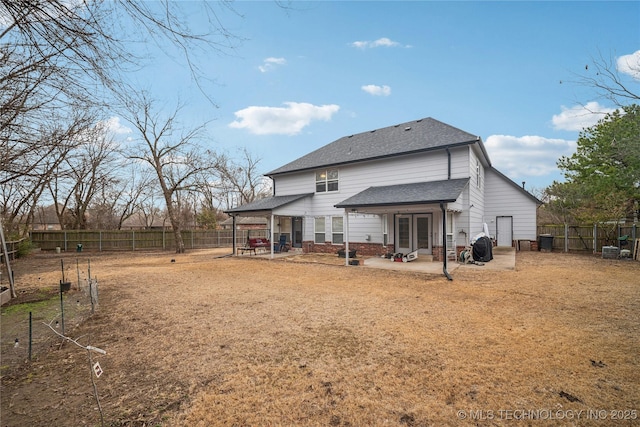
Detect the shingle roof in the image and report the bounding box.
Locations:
[335,178,470,208]
[225,193,313,214]
[219,216,268,225]
[267,117,481,176]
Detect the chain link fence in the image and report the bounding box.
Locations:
[1,273,99,369]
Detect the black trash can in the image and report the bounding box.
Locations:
[539,234,553,251]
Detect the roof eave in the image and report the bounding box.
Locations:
[336,198,459,209]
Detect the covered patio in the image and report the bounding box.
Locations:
[335,178,471,279]
[243,246,516,274]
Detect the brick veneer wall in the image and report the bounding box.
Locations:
[302,240,536,260]
[302,241,390,257]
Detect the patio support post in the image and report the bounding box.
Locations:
[440,202,453,281]
[270,214,275,259]
[345,211,350,266]
[232,215,237,255]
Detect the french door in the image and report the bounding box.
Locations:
[395,214,432,254]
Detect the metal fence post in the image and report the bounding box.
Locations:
[564,223,569,253]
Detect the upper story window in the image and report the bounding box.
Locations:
[476,159,483,188]
[316,169,339,193]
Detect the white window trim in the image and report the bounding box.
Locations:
[315,169,339,193]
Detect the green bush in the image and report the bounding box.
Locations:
[16,239,35,258]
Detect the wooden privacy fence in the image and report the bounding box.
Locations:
[0,237,25,263]
[29,229,269,252]
[536,224,638,254]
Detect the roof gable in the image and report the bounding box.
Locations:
[487,167,543,205]
[267,117,482,176]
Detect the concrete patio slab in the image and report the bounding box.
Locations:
[247,246,517,276]
[364,246,516,274]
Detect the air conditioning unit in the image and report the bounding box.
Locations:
[602,246,619,259]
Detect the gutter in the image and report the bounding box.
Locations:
[440,202,453,281]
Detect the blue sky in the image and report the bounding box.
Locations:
[111,1,640,193]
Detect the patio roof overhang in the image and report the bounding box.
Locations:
[334,178,469,211]
[225,193,313,216]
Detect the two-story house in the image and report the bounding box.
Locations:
[226,117,540,261]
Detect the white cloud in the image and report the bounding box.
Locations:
[485,134,576,179]
[102,116,132,135]
[617,50,640,80]
[361,84,391,96]
[551,102,616,132]
[258,57,286,73]
[228,102,340,135]
[350,37,408,49]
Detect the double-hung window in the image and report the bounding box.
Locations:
[382,214,388,246]
[331,216,344,244]
[316,169,339,193]
[314,217,325,243]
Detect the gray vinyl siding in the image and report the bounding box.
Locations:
[274,170,316,195]
[270,144,534,247]
[484,169,538,241]
[275,149,468,200]
[346,214,385,244]
[467,147,485,237]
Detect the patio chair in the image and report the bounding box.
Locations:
[276,234,289,253]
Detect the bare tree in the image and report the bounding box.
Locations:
[0,110,94,233]
[215,148,272,209]
[0,0,242,232]
[137,191,167,230]
[90,166,154,230]
[122,92,220,253]
[62,123,123,229]
[575,51,640,107]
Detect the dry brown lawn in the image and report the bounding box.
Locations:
[1,249,639,426]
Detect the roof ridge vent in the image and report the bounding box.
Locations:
[370,130,376,133]
[404,126,411,131]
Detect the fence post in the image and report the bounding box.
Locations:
[132,230,135,251]
[99,231,102,252]
[64,231,68,252]
[593,223,597,254]
[564,223,569,253]
[28,311,32,361]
